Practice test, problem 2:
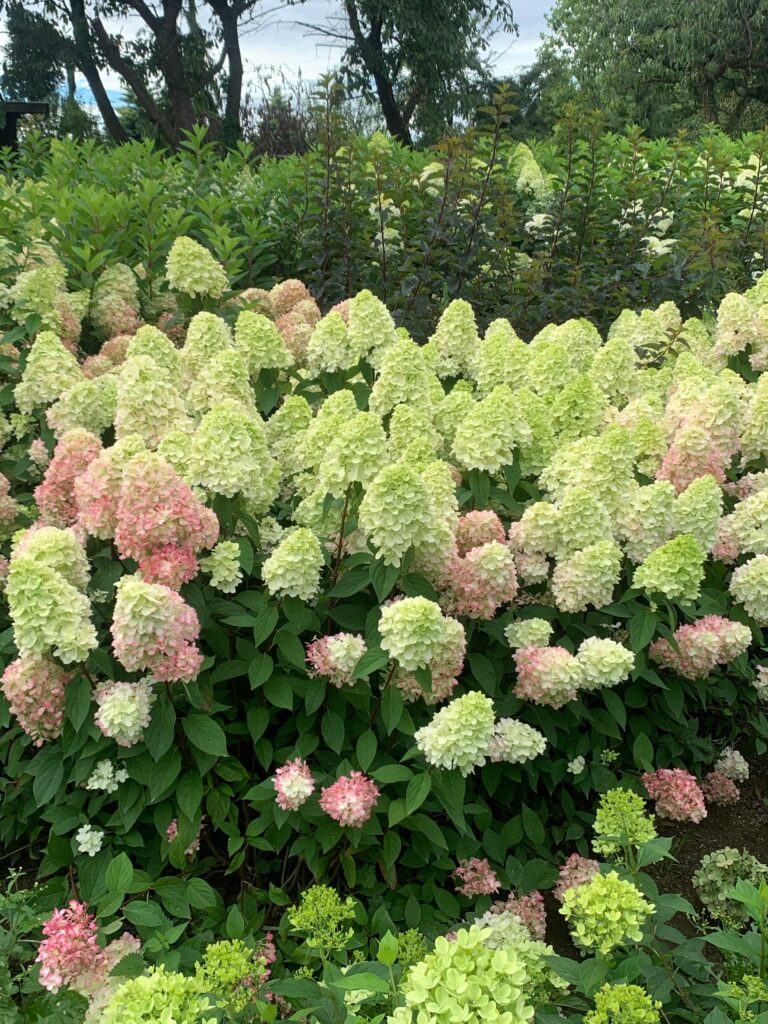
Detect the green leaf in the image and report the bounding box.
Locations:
[226,904,245,939]
[468,653,496,693]
[247,707,270,744]
[264,676,293,710]
[322,710,345,754]
[177,772,203,821]
[370,560,399,601]
[629,610,658,652]
[356,730,377,772]
[123,900,166,928]
[252,606,279,647]
[31,746,64,806]
[372,764,413,784]
[353,647,390,679]
[182,715,228,757]
[632,731,655,772]
[330,972,390,995]
[329,565,371,597]
[377,931,398,968]
[187,878,219,911]
[66,675,92,732]
[276,629,306,669]
[106,853,134,894]
[521,804,545,847]
[144,698,177,762]
[381,686,403,734]
[405,773,432,815]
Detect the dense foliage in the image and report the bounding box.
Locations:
[3,111,768,340]
[2,206,768,1019]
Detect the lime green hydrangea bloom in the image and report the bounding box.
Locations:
[347,288,397,367]
[553,374,609,443]
[618,482,676,564]
[289,884,356,953]
[319,411,389,497]
[8,260,69,332]
[369,338,433,417]
[585,983,662,1024]
[265,395,313,466]
[15,330,82,412]
[103,966,215,1024]
[561,871,654,955]
[741,375,768,463]
[429,298,480,379]
[576,638,634,693]
[553,487,614,559]
[674,475,723,553]
[453,385,532,472]
[194,939,256,1014]
[359,462,436,566]
[633,534,706,603]
[7,555,97,663]
[186,349,255,418]
[730,554,768,624]
[47,375,118,437]
[12,526,90,591]
[473,318,529,395]
[262,527,324,601]
[433,383,476,451]
[181,312,233,382]
[235,309,293,372]
[388,403,442,459]
[307,311,360,373]
[166,236,227,298]
[379,597,450,671]
[190,400,279,511]
[589,335,639,406]
[126,325,181,384]
[115,356,192,447]
[199,540,242,593]
[415,690,495,775]
[505,618,553,649]
[553,541,622,613]
[387,926,533,1024]
[729,487,768,555]
[527,340,577,398]
[592,788,657,858]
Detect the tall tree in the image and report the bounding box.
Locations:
[542,0,768,133]
[300,0,517,145]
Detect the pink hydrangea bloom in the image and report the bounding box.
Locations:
[112,576,202,683]
[656,439,728,493]
[113,454,218,571]
[273,758,315,811]
[138,544,200,589]
[702,770,741,806]
[166,817,204,856]
[319,771,380,827]
[1,655,73,745]
[306,633,366,688]
[396,619,466,705]
[35,430,102,526]
[642,768,707,823]
[440,541,518,619]
[0,473,20,530]
[554,854,600,903]
[452,857,501,897]
[514,645,580,708]
[491,891,546,940]
[455,510,506,557]
[28,438,50,468]
[649,615,751,680]
[36,901,138,1000]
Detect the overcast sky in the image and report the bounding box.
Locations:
[68,0,553,100]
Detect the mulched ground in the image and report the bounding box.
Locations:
[544,754,768,955]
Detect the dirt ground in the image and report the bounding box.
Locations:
[544,754,768,955]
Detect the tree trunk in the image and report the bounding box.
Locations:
[91,16,179,146]
[68,0,129,143]
[153,1,197,135]
[208,0,244,143]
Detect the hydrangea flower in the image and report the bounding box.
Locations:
[1,655,73,745]
[112,575,202,682]
[576,638,634,692]
[359,462,438,567]
[85,760,129,794]
[262,527,324,601]
[439,541,518,619]
[702,771,740,805]
[415,690,495,775]
[47,375,118,437]
[319,771,380,827]
[114,355,192,447]
[453,857,500,896]
[505,617,553,650]
[234,309,292,372]
[452,385,532,472]
[633,534,706,603]
[514,645,580,708]
[35,429,102,527]
[554,854,600,903]
[103,966,214,1024]
[94,678,156,747]
[388,926,532,1024]
[552,541,621,613]
[561,871,655,955]
[14,330,82,412]
[199,540,243,593]
[488,718,547,764]
[585,983,662,1024]
[273,758,315,811]
[731,554,768,624]
[591,788,657,857]
[288,884,355,953]
[75,824,104,857]
[714,747,750,782]
[642,768,707,822]
[650,615,751,680]
[166,235,227,298]
[306,633,367,687]
[379,597,449,671]
[395,615,466,704]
